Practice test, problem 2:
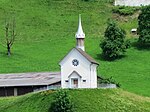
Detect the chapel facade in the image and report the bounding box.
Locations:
[59,15,99,88]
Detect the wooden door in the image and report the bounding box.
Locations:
[73,79,78,88]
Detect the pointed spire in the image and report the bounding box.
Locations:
[75,14,85,39]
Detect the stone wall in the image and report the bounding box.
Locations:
[115,0,150,6]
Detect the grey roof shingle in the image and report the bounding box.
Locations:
[0,72,61,87]
[75,48,99,65]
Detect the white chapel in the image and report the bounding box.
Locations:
[59,15,99,89]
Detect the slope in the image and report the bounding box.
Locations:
[0,89,150,112]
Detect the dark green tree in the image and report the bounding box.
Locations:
[100,21,130,60]
[138,5,150,45]
[51,90,74,112]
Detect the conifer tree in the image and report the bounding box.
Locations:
[138,5,150,45]
[100,21,130,60]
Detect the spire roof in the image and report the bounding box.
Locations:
[75,14,85,39]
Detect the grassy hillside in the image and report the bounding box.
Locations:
[0,0,149,97]
[0,89,150,112]
[0,0,113,72]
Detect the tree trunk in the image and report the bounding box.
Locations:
[7,44,11,56]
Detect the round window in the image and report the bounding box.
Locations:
[72,59,79,66]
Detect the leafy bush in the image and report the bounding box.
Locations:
[100,20,130,60]
[112,6,140,15]
[82,0,113,3]
[98,76,121,87]
[83,0,90,1]
[138,5,150,45]
[50,89,74,112]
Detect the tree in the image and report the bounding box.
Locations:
[138,5,150,45]
[50,90,74,112]
[100,21,130,60]
[1,18,16,56]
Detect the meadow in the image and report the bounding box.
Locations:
[0,89,150,112]
[0,0,149,98]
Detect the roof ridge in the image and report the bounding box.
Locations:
[75,47,99,65]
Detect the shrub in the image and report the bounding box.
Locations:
[100,20,130,60]
[112,6,140,15]
[83,0,90,1]
[82,0,113,3]
[98,76,121,87]
[138,5,150,45]
[50,89,74,112]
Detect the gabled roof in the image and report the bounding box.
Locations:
[59,47,99,65]
[68,71,82,78]
[75,48,99,65]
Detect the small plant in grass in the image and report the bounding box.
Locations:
[138,5,150,46]
[50,89,74,112]
[100,20,130,60]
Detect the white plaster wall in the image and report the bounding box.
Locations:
[90,64,98,88]
[60,48,97,88]
[115,0,150,6]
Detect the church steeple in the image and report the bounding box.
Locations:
[75,14,85,51]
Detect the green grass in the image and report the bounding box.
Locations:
[0,89,150,112]
[0,0,113,73]
[0,0,150,98]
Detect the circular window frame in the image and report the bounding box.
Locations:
[72,59,79,66]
